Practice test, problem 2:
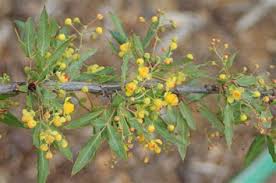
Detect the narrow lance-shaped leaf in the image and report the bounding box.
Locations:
[109,12,127,41]
[72,132,103,175]
[121,55,129,86]
[199,105,224,132]
[244,135,265,166]
[25,17,35,57]
[236,75,256,87]
[65,109,103,129]
[179,102,196,130]
[37,137,49,183]
[266,135,276,162]
[0,112,24,128]
[223,105,234,148]
[37,7,50,56]
[176,111,190,160]
[143,20,159,49]
[107,124,127,159]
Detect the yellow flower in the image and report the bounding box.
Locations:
[138,16,145,23]
[125,82,137,96]
[27,119,37,128]
[240,114,248,122]
[165,76,177,90]
[263,96,270,103]
[147,124,155,133]
[186,53,194,60]
[61,139,68,148]
[151,16,158,23]
[252,91,261,98]
[164,57,173,65]
[167,124,175,132]
[97,13,104,20]
[21,110,34,123]
[45,134,55,144]
[59,63,67,70]
[56,72,69,83]
[136,58,144,65]
[95,27,103,34]
[53,115,66,127]
[63,97,75,115]
[119,42,131,57]
[164,92,179,106]
[153,99,165,111]
[45,151,53,160]
[219,74,226,81]
[176,72,186,85]
[170,42,178,50]
[81,86,89,93]
[230,88,244,101]
[64,18,72,26]
[40,144,49,151]
[54,133,62,141]
[57,34,66,41]
[73,17,81,24]
[138,66,149,79]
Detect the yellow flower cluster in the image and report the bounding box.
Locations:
[40,129,68,159]
[165,76,177,91]
[145,139,163,154]
[138,66,150,79]
[87,64,104,73]
[119,42,131,57]
[63,97,75,115]
[21,109,37,128]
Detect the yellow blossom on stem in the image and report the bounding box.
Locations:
[230,87,244,101]
[219,74,227,81]
[125,82,137,96]
[164,92,179,106]
[45,151,53,160]
[240,114,248,122]
[64,18,72,26]
[136,58,144,65]
[139,16,145,23]
[167,124,175,132]
[165,76,177,90]
[138,66,149,79]
[253,91,261,98]
[73,17,81,24]
[95,27,103,35]
[57,34,66,41]
[63,97,75,115]
[170,41,178,50]
[186,53,194,60]
[97,13,104,20]
[56,72,69,83]
[164,57,173,65]
[263,96,270,103]
[81,86,89,93]
[151,16,158,23]
[147,124,155,133]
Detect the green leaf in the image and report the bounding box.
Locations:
[131,34,144,56]
[223,105,234,148]
[25,17,35,57]
[112,94,125,107]
[54,141,73,161]
[0,94,17,100]
[119,116,130,138]
[107,124,127,159]
[179,102,196,130]
[65,109,103,129]
[266,136,276,162]
[109,12,127,42]
[226,52,237,68]
[121,55,129,85]
[110,31,127,44]
[236,75,256,86]
[37,7,50,56]
[199,105,224,132]
[176,113,189,160]
[32,123,42,148]
[0,112,24,128]
[72,132,103,175]
[143,20,159,49]
[67,48,97,80]
[37,149,49,183]
[244,135,265,166]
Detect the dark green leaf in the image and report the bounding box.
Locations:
[72,132,103,175]
[179,102,196,130]
[176,113,189,160]
[110,31,127,44]
[25,17,35,57]
[244,135,265,166]
[107,124,127,159]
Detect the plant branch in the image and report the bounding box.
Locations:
[0,81,275,96]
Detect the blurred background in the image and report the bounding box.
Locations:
[0,0,275,182]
